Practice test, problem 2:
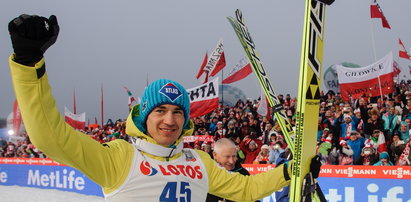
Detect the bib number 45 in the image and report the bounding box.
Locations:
[160,181,191,202]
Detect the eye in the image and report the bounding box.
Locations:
[155,109,165,113]
[173,110,184,115]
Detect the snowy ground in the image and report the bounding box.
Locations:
[0,185,104,202]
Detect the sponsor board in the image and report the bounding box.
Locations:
[0,160,103,197]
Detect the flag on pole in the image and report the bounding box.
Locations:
[393,60,401,77]
[64,106,86,130]
[196,52,208,80]
[101,84,104,126]
[370,1,391,29]
[336,52,394,100]
[123,86,136,108]
[73,88,77,114]
[209,51,226,77]
[13,99,22,135]
[204,39,225,77]
[399,38,411,60]
[222,56,252,84]
[257,89,271,120]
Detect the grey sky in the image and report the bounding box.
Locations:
[1,0,410,121]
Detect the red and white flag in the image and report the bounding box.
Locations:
[370,2,391,29]
[187,78,219,118]
[393,60,401,77]
[222,56,252,84]
[13,99,22,135]
[257,90,271,119]
[204,39,226,77]
[196,52,208,83]
[336,52,394,101]
[64,106,86,130]
[399,38,411,60]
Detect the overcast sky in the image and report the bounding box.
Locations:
[1,0,410,121]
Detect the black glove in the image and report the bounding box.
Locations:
[310,155,322,178]
[9,14,59,65]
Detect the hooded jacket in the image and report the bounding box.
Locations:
[9,56,291,201]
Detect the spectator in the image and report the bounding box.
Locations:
[254,144,270,164]
[339,112,356,140]
[269,142,285,165]
[213,121,226,141]
[397,121,410,143]
[347,131,365,163]
[365,129,387,156]
[206,138,251,202]
[390,133,406,164]
[209,117,219,133]
[240,119,251,139]
[364,108,384,139]
[382,106,399,135]
[373,152,394,166]
[317,137,333,164]
[338,139,354,165]
[225,120,240,141]
[356,144,378,165]
[239,136,262,164]
[396,138,411,166]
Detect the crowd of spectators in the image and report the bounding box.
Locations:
[1,83,411,166]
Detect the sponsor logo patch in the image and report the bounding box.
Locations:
[159,83,182,102]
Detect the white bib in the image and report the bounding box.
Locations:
[105,147,209,202]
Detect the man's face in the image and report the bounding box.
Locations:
[213,146,237,171]
[146,104,185,146]
[344,117,351,123]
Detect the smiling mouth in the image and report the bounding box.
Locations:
[160,128,176,133]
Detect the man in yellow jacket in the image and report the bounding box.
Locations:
[8,14,316,201]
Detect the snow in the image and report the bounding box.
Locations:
[0,185,104,202]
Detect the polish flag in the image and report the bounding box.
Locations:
[336,52,394,101]
[64,106,86,130]
[209,51,226,77]
[399,38,411,60]
[13,100,22,135]
[196,52,208,83]
[222,56,252,84]
[370,2,391,29]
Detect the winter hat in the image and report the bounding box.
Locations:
[135,79,190,133]
[379,151,389,159]
[353,108,361,114]
[261,144,270,150]
[343,114,351,120]
[325,137,332,143]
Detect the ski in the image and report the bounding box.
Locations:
[290,0,333,202]
[227,9,295,154]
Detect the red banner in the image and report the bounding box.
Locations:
[0,158,62,166]
[187,78,219,118]
[182,135,214,143]
[242,164,411,179]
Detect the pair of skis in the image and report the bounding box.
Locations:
[227,0,334,201]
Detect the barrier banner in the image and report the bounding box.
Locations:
[1,160,410,200]
[0,159,103,197]
[182,135,214,143]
